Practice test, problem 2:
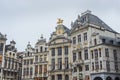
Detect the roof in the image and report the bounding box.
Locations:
[10,40,16,44]
[56,24,70,34]
[71,10,117,33]
[0,32,7,40]
[36,35,46,45]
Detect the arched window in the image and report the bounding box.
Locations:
[13,53,15,56]
[28,51,29,56]
[115,77,120,80]
[106,76,112,80]
[40,46,43,52]
[65,75,69,80]
[94,77,103,80]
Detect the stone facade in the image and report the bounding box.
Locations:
[21,10,120,80]
[0,33,22,80]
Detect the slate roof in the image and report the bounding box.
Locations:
[0,32,7,40]
[71,10,117,33]
[56,24,70,35]
[10,40,16,44]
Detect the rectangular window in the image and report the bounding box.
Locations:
[74,67,77,72]
[45,47,47,52]
[92,62,94,70]
[91,50,94,59]
[39,65,42,74]
[44,64,47,73]
[100,61,102,70]
[58,74,62,80]
[58,47,62,56]
[94,39,97,45]
[78,34,81,42]
[30,67,33,75]
[73,53,76,62]
[52,75,55,80]
[27,67,29,75]
[58,58,62,70]
[27,60,29,65]
[0,43,3,52]
[51,59,55,70]
[115,62,118,71]
[84,32,87,41]
[99,48,101,57]
[65,57,69,69]
[35,56,38,62]
[36,49,38,53]
[113,49,117,61]
[40,55,42,62]
[51,48,55,56]
[95,61,99,70]
[106,61,110,72]
[94,49,98,59]
[78,51,82,60]
[85,65,89,71]
[73,37,76,44]
[84,49,88,60]
[24,60,26,65]
[30,59,33,64]
[79,66,82,72]
[64,46,68,55]
[24,68,26,75]
[35,65,38,75]
[44,56,47,61]
[105,48,109,57]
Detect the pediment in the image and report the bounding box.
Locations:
[49,36,71,45]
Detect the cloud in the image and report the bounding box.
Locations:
[0,0,120,51]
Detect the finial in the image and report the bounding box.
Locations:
[78,15,80,19]
[28,41,30,44]
[71,21,74,27]
[57,18,63,25]
[81,10,91,16]
[41,34,43,39]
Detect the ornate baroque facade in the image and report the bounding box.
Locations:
[21,10,120,80]
[0,33,22,80]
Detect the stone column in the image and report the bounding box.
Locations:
[62,46,65,69]
[1,42,6,80]
[55,47,58,70]
[62,74,65,80]
[55,74,57,80]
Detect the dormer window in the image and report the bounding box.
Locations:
[118,42,120,45]
[80,17,86,23]
[94,39,97,45]
[110,40,114,44]
[40,46,43,52]
[10,52,11,56]
[13,54,15,56]
[102,39,106,43]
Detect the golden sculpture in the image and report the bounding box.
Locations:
[57,18,63,25]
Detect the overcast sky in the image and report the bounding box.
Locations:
[0,0,120,51]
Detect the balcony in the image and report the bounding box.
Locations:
[43,73,48,77]
[73,60,84,66]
